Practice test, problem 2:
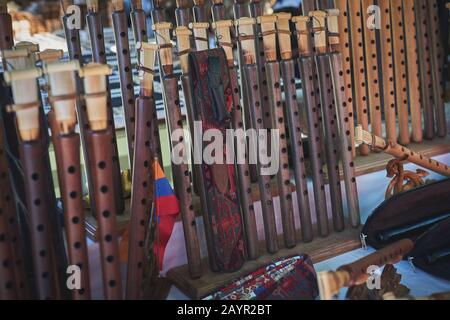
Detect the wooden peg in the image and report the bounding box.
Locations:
[43,60,80,135]
[36,49,64,63]
[86,0,99,12]
[189,22,210,51]
[309,10,327,53]
[4,68,43,142]
[136,42,158,97]
[174,26,192,74]
[235,17,257,65]
[326,9,340,52]
[275,12,292,60]
[79,63,112,132]
[292,16,311,56]
[211,20,234,66]
[153,22,173,71]
[257,15,278,62]
[111,0,124,11]
[14,41,39,53]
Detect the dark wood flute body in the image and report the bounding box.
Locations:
[126,97,153,299]
[243,64,279,253]
[315,54,345,232]
[86,5,125,216]
[86,131,122,299]
[0,195,17,299]
[152,0,202,277]
[347,0,370,155]
[415,0,435,140]
[249,1,272,130]
[426,0,446,137]
[266,61,296,248]
[294,16,329,237]
[211,1,260,259]
[378,0,398,142]
[280,59,313,242]
[391,0,410,146]
[20,141,59,300]
[130,1,148,44]
[112,4,136,165]
[56,134,91,299]
[361,0,382,138]
[329,53,360,228]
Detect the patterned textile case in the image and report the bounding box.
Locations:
[188,48,245,272]
[204,255,319,300]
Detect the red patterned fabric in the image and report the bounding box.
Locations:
[189,49,245,272]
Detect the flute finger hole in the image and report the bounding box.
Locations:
[102,210,111,218]
[100,185,109,193]
[31,173,39,181]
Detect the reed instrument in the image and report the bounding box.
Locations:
[258,14,296,248]
[111,0,136,165]
[4,67,60,300]
[151,0,202,279]
[403,0,423,143]
[211,0,260,260]
[325,10,360,228]
[44,60,91,300]
[293,15,329,237]
[310,10,345,232]
[416,1,436,140]
[390,0,410,145]
[426,0,446,137]
[347,0,369,155]
[360,0,382,138]
[86,0,125,216]
[79,63,123,299]
[332,0,356,156]
[126,43,158,300]
[275,13,313,242]
[355,126,450,177]
[236,17,279,253]
[318,239,414,300]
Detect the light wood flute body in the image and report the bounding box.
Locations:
[4,67,60,300]
[237,17,279,254]
[258,15,296,248]
[347,0,370,155]
[326,10,361,228]
[318,239,414,300]
[44,61,91,300]
[80,64,123,299]
[126,43,158,300]
[276,12,313,243]
[151,0,202,279]
[293,15,329,238]
[356,126,450,177]
[211,0,260,260]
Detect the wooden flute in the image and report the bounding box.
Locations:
[111,0,136,165]
[5,67,60,300]
[233,1,258,184]
[360,0,382,138]
[79,64,122,299]
[44,60,91,300]
[326,10,361,228]
[130,0,162,164]
[310,11,345,232]
[426,0,446,138]
[211,0,260,260]
[378,0,399,143]
[258,15,296,248]
[391,0,410,146]
[355,126,450,177]
[347,0,370,155]
[317,239,414,300]
[332,0,356,156]
[293,15,329,237]
[403,0,423,143]
[174,0,219,272]
[415,0,436,140]
[151,0,202,279]
[126,43,158,300]
[236,17,279,254]
[275,13,313,243]
[86,0,125,216]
